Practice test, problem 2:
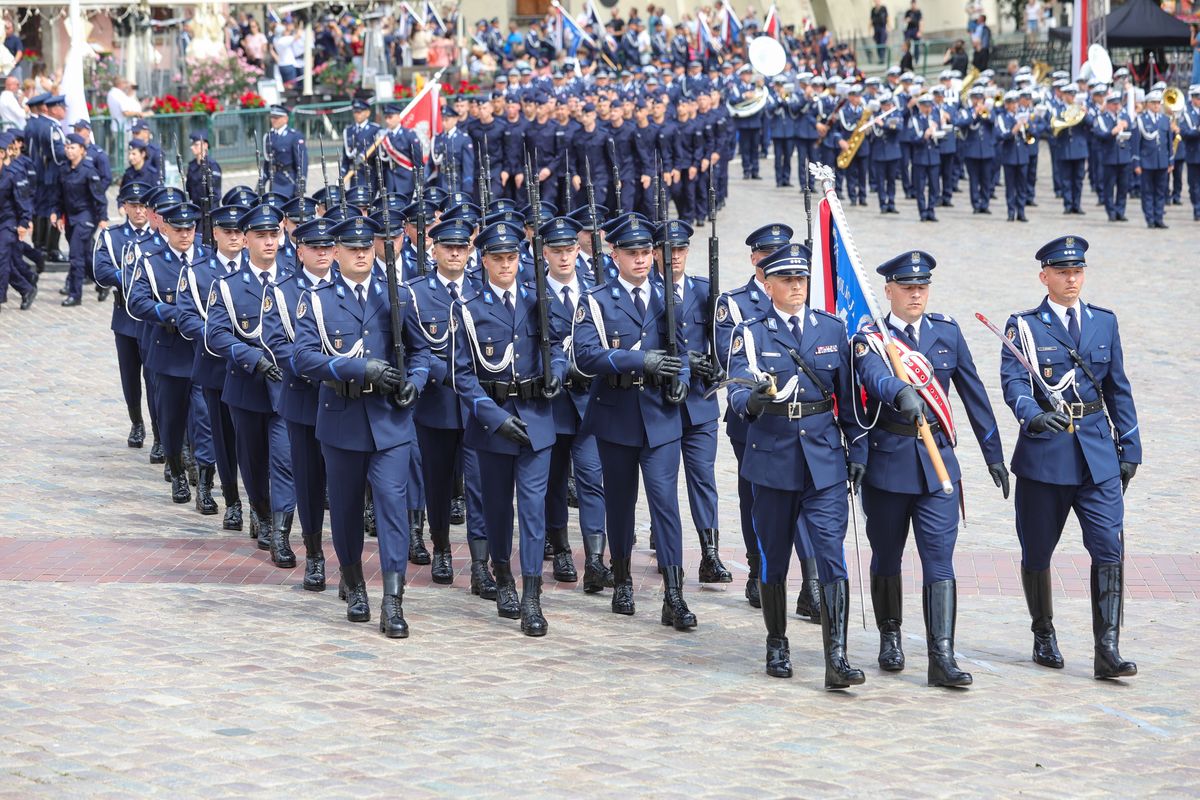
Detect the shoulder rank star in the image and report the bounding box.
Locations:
[263,294,273,312]
[732,335,744,354]
[575,304,586,323]
[296,299,307,319]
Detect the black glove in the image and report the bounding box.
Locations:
[394,380,418,409]
[665,379,688,405]
[847,461,866,495]
[893,385,924,424]
[642,350,683,379]
[1028,411,1071,434]
[255,356,283,382]
[567,363,592,391]
[496,416,531,447]
[745,381,775,417]
[541,373,562,399]
[1120,461,1138,493]
[364,358,404,392]
[688,351,717,382]
[988,462,1011,499]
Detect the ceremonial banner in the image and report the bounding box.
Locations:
[1071,0,1088,78]
[808,189,872,335]
[763,4,780,39]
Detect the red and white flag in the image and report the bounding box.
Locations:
[383,69,445,168]
[763,4,779,39]
[1071,0,1089,79]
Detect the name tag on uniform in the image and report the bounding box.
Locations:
[761,351,781,357]
[1037,345,1057,352]
[815,345,838,355]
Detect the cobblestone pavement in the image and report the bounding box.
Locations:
[0,159,1197,796]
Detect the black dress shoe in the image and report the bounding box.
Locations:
[547,527,577,582]
[149,440,165,464]
[303,549,326,592]
[127,422,145,448]
[194,464,219,515]
[270,511,297,568]
[449,494,466,525]
[380,572,409,638]
[1017,214,1029,222]
[19,286,37,309]
[520,576,548,637]
[610,557,635,615]
[697,529,732,583]
[223,501,244,532]
[1026,201,1038,207]
[660,566,696,631]
[431,548,454,585]
[61,296,81,307]
[493,563,521,619]
[581,532,612,593]
[167,455,191,504]
[58,286,69,295]
[980,208,992,214]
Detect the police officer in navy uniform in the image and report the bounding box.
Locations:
[1092,91,1133,222]
[175,203,249,530]
[262,217,338,591]
[0,131,38,314]
[1183,85,1200,221]
[536,215,612,591]
[185,131,222,210]
[1056,86,1089,215]
[1133,90,1173,229]
[996,91,1031,222]
[204,205,297,567]
[410,216,498,598]
[961,86,995,214]
[729,66,764,180]
[726,243,867,689]
[1001,235,1141,680]
[262,105,308,199]
[341,98,383,191]
[127,202,207,504]
[655,218,731,584]
[55,132,108,306]
[572,214,697,630]
[904,95,942,222]
[451,220,567,636]
[870,93,904,213]
[851,250,1009,688]
[292,216,433,636]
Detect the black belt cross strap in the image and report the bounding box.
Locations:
[784,347,834,401]
[760,397,834,419]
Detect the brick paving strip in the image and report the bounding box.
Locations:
[1,536,1195,599]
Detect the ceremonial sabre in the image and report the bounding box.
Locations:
[975,312,1073,434]
[811,162,953,494]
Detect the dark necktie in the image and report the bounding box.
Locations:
[447,281,459,301]
[227,260,237,274]
[905,323,917,346]
[632,287,646,319]
[1066,307,1080,348]
[561,286,574,315]
[789,315,801,344]
[356,284,367,309]
[259,271,270,292]
[503,290,514,315]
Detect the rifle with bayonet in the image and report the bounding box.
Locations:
[253,129,266,195]
[524,148,554,398]
[200,151,214,247]
[706,166,719,358]
[413,147,428,278]
[479,136,494,212]
[608,137,621,209]
[656,148,679,398]
[583,155,603,273]
[375,150,407,405]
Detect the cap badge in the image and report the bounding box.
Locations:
[1065,236,1075,247]
[911,251,921,263]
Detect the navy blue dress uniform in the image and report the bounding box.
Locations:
[851,251,1008,688]
[728,72,765,180]
[654,220,731,584]
[433,109,476,197]
[570,110,613,210]
[534,217,611,592]
[960,89,995,214]
[1092,94,1134,222]
[1182,87,1200,221]
[175,203,248,530]
[27,95,66,259]
[605,113,638,212]
[379,110,421,202]
[1056,90,1090,215]
[185,131,222,209]
[903,96,942,222]
[292,215,435,636]
[996,94,1031,221]
[870,97,903,213]
[126,203,207,504]
[261,217,339,590]
[1132,92,1173,229]
[262,107,308,198]
[725,243,867,688]
[834,92,870,205]
[408,218,495,597]
[203,204,297,565]
[766,81,796,188]
[450,220,567,636]
[120,141,161,188]
[340,99,383,191]
[0,132,37,310]
[571,214,699,630]
[129,121,164,176]
[1000,236,1141,679]
[57,133,109,306]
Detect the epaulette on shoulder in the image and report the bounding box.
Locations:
[1013,307,1039,317]
[812,308,841,322]
[312,279,336,293]
[725,283,749,297]
[1086,302,1114,315]
[740,316,763,329]
[927,312,957,324]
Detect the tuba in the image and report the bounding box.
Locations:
[728,35,784,117]
[958,65,981,105]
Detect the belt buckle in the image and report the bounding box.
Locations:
[361,383,374,394]
[1068,402,1085,419]
[787,401,804,420]
[506,382,519,399]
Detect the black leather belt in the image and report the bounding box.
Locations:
[1037,398,1104,419]
[879,418,943,438]
[607,373,664,389]
[759,397,834,419]
[323,380,372,398]
[566,376,592,393]
[480,378,540,403]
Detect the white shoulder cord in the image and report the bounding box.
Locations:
[410,288,449,347]
[218,276,267,341]
[272,285,295,342]
[721,294,743,367]
[1016,315,1077,396]
[143,253,162,302]
[742,328,800,401]
[187,266,208,322]
[460,302,515,373]
[309,290,364,357]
